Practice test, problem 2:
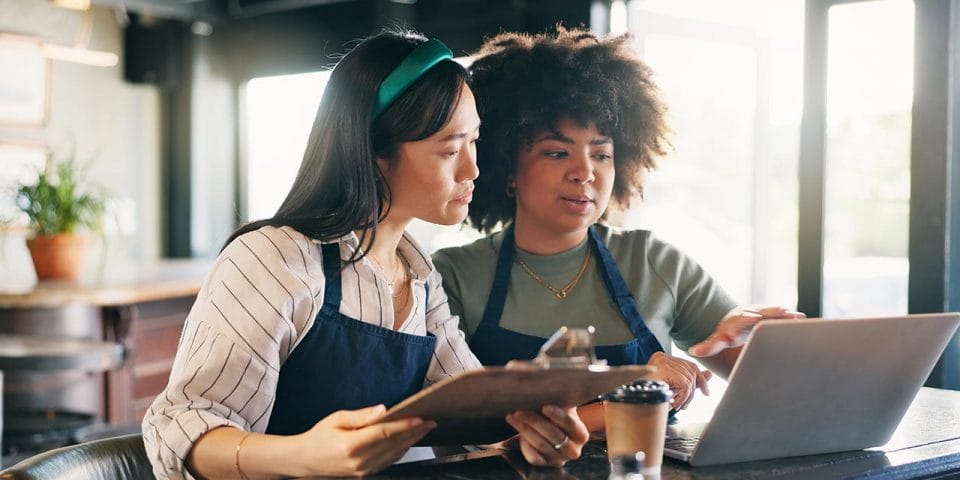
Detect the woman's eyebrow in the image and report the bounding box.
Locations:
[533,133,613,145]
[534,133,573,144]
[439,123,482,142]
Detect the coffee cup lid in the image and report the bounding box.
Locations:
[601,379,673,404]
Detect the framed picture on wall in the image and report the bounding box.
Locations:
[0,35,50,128]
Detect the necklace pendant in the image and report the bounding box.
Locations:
[556,291,567,299]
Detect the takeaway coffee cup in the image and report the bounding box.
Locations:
[602,380,672,477]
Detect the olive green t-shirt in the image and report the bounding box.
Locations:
[432,224,737,355]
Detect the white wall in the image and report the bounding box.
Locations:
[0,1,162,286]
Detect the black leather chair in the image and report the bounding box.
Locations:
[0,434,154,480]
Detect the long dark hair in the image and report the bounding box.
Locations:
[224,30,467,265]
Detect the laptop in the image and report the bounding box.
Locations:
[663,313,960,466]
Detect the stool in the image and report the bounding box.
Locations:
[0,335,122,467]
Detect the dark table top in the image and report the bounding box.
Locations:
[0,334,123,371]
[345,387,960,480]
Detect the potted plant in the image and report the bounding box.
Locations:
[15,158,105,279]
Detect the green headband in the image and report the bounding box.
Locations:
[373,38,454,119]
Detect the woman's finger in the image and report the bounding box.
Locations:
[672,361,710,409]
[350,417,430,449]
[676,357,701,380]
[697,369,713,396]
[324,404,387,429]
[506,411,571,463]
[518,436,548,466]
[346,420,436,473]
[688,330,735,357]
[758,306,806,319]
[658,362,693,408]
[690,314,761,357]
[507,411,565,450]
[541,405,589,445]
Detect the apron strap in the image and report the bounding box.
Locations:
[477,225,517,329]
[588,226,663,351]
[320,243,343,309]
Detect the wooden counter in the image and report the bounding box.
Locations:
[0,261,208,309]
[0,260,209,426]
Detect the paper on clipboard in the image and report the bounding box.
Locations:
[380,364,654,445]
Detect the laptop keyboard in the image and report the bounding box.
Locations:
[664,435,700,454]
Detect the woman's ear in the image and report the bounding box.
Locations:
[506,176,517,197]
[375,157,395,189]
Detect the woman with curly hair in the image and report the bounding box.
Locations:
[433,28,802,430]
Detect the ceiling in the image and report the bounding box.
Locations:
[89,0,359,23]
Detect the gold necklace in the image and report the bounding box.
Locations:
[515,248,591,299]
[391,254,411,299]
[393,280,411,310]
[367,251,409,298]
[391,254,412,318]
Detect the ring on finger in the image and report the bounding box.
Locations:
[552,435,569,451]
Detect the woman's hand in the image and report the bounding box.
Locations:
[688,306,806,358]
[505,405,590,467]
[647,351,711,410]
[296,404,436,477]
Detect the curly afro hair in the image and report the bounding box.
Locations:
[466,27,670,233]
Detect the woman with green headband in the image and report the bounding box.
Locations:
[143,31,588,479]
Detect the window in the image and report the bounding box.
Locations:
[622,0,804,308]
[822,0,913,317]
[242,71,330,222]
[615,0,804,420]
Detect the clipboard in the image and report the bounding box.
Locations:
[381,364,654,445]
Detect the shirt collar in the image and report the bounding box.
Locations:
[316,230,431,281]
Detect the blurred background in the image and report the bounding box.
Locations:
[1,0,938,315]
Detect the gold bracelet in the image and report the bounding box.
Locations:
[236,432,253,480]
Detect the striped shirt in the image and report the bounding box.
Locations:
[142,225,482,480]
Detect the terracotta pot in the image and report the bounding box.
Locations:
[26,234,90,279]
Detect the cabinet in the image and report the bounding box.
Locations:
[0,261,206,426]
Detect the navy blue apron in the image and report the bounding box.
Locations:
[470,224,664,367]
[266,243,436,435]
